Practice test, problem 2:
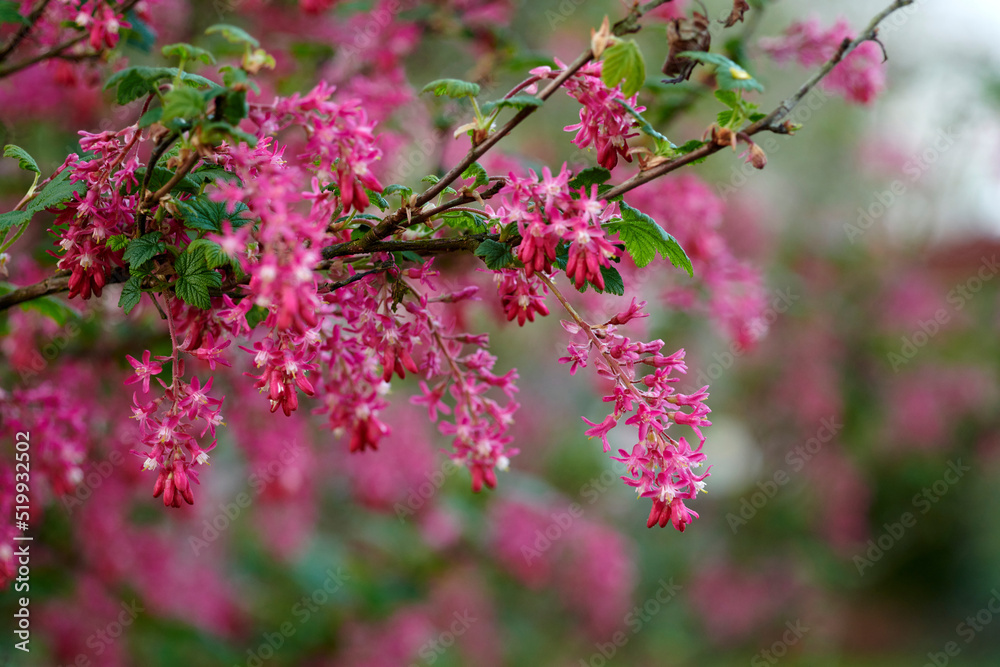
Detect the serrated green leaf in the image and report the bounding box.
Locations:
[480,94,543,115]
[162,42,216,65]
[123,232,166,269]
[601,39,646,98]
[714,89,740,109]
[26,168,82,213]
[205,23,259,47]
[441,210,487,232]
[749,112,767,122]
[595,265,624,296]
[461,162,488,189]
[175,196,251,233]
[119,276,142,315]
[365,188,389,211]
[187,238,233,269]
[384,184,412,202]
[106,234,130,251]
[162,87,207,123]
[420,175,439,184]
[0,210,31,231]
[20,295,77,326]
[474,239,515,270]
[568,167,612,192]
[605,202,693,275]
[104,67,216,106]
[174,250,222,309]
[421,78,480,99]
[0,1,28,24]
[676,139,706,154]
[4,145,39,173]
[717,109,736,127]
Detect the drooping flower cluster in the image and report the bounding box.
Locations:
[490,164,622,292]
[759,18,887,105]
[529,59,642,170]
[560,297,711,531]
[493,268,550,326]
[127,345,223,507]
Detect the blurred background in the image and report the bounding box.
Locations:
[3,0,1000,665]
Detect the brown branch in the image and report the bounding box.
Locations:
[602,0,915,202]
[0,0,55,64]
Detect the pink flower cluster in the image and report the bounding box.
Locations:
[560,298,711,531]
[759,18,887,105]
[490,164,622,291]
[494,268,550,326]
[127,347,223,507]
[531,60,642,170]
[51,128,141,299]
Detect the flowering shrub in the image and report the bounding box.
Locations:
[0,0,931,663]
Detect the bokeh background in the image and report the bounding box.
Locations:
[3,0,1000,665]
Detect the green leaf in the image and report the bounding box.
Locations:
[568,167,612,192]
[421,78,480,99]
[118,276,142,315]
[678,51,764,92]
[717,109,737,127]
[205,23,259,47]
[174,250,222,309]
[480,94,543,115]
[175,196,251,233]
[461,162,488,189]
[106,234,130,251]
[187,238,233,269]
[365,188,389,212]
[0,210,31,231]
[26,168,82,213]
[604,202,693,275]
[246,304,268,329]
[162,42,216,65]
[199,121,258,148]
[20,295,77,326]
[714,89,741,109]
[384,184,412,202]
[123,232,166,270]
[3,145,39,173]
[138,107,163,128]
[601,39,646,98]
[208,87,248,125]
[675,139,706,154]
[595,265,625,296]
[441,210,487,232]
[104,67,216,106]
[134,166,201,196]
[122,12,156,52]
[474,239,516,270]
[0,1,28,24]
[162,87,207,123]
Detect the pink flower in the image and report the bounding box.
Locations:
[124,350,163,394]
